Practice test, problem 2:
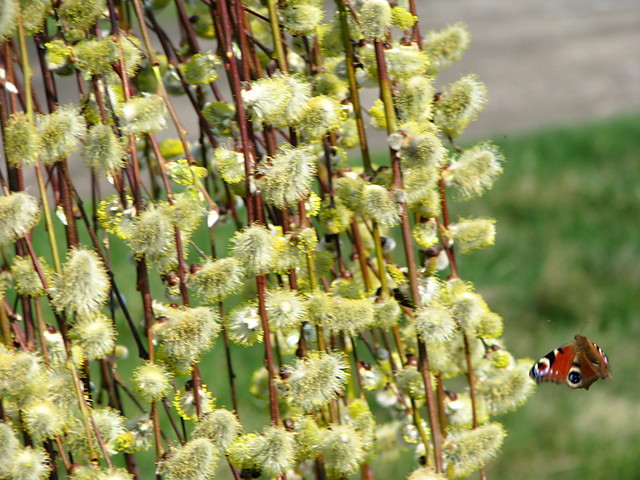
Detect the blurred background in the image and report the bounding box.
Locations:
[419,0,640,137]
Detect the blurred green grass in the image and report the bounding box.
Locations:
[367,112,640,480]
[462,112,640,479]
[26,112,640,478]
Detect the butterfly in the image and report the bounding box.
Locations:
[529,335,610,390]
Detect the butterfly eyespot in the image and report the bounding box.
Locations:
[536,357,550,369]
[568,371,582,384]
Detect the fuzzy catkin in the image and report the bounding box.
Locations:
[37,105,87,164]
[284,351,349,411]
[230,224,276,275]
[163,438,219,480]
[192,409,242,452]
[260,144,317,209]
[227,427,295,478]
[50,248,110,317]
[0,192,41,247]
[442,423,506,477]
[321,424,367,479]
[152,303,221,372]
[190,257,245,303]
[81,124,126,174]
[9,447,51,480]
[3,113,41,166]
[133,363,173,402]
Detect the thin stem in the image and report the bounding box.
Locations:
[54,436,71,472]
[349,218,372,291]
[336,0,372,174]
[463,333,479,428]
[373,41,398,134]
[173,0,201,55]
[417,339,444,472]
[372,34,445,472]
[266,0,289,73]
[371,223,389,298]
[350,336,363,399]
[216,0,256,223]
[32,298,50,367]
[410,398,432,467]
[435,374,448,437]
[15,10,32,119]
[0,297,12,347]
[220,319,240,414]
[437,181,459,278]
[407,0,423,48]
[34,161,62,273]
[257,274,281,426]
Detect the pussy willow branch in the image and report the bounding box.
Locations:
[173,0,201,56]
[18,37,62,274]
[131,0,193,164]
[407,0,423,48]
[109,29,156,357]
[322,137,349,279]
[215,0,255,223]
[437,164,481,435]
[233,0,259,81]
[336,0,372,175]
[145,10,220,150]
[1,59,39,350]
[216,0,281,428]
[104,3,167,466]
[15,16,116,464]
[22,234,106,463]
[62,170,149,360]
[143,9,226,221]
[372,38,445,472]
[32,28,81,250]
[348,216,372,291]
[266,0,288,74]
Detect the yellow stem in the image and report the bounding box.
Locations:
[372,223,389,299]
[266,0,289,74]
[35,161,62,273]
[0,298,12,347]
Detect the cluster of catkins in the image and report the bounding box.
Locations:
[0,0,535,479]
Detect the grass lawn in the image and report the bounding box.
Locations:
[461,113,640,479]
[363,112,640,480]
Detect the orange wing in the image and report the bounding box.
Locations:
[530,342,577,386]
[529,335,610,390]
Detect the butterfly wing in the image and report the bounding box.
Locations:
[530,335,611,390]
[572,335,611,390]
[529,343,578,386]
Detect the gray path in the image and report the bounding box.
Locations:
[419,0,640,138]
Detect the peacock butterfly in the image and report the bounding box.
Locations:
[529,335,610,390]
